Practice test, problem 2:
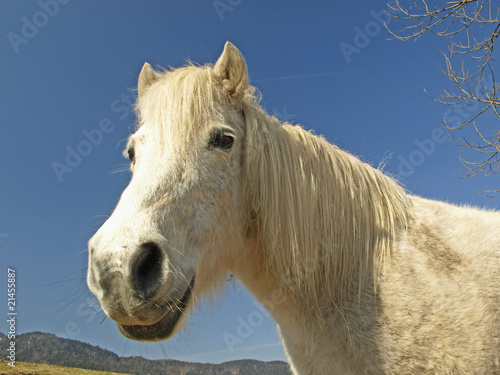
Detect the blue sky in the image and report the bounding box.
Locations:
[0,0,498,365]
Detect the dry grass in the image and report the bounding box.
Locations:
[0,360,129,375]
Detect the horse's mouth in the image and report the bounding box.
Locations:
[118,277,195,342]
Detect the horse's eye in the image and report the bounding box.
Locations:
[127,147,135,162]
[209,131,234,151]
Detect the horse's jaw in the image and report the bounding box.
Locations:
[117,276,195,342]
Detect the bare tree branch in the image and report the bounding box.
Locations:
[386,0,500,198]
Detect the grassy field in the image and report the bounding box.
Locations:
[0,360,130,375]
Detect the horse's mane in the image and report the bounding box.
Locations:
[135,62,412,304]
[241,96,412,304]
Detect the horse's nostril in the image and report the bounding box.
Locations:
[130,242,164,300]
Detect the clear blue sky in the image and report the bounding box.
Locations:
[1,0,498,365]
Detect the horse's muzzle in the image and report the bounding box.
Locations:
[87,237,194,333]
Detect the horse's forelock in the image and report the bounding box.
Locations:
[134,65,224,149]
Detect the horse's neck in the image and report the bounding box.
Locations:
[231,238,378,373]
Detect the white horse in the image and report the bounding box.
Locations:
[87,42,500,374]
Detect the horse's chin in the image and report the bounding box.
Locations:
[118,277,195,342]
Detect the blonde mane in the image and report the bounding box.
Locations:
[241,97,412,303]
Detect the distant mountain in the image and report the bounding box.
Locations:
[0,332,291,375]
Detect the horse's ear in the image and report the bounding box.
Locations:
[138,62,160,98]
[213,42,248,101]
